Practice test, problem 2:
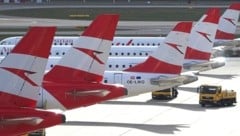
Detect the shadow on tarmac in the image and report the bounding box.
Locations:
[177,86,198,93]
[102,99,205,111]
[63,121,189,134]
[197,73,238,79]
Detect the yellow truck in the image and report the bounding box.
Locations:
[152,88,178,100]
[199,85,237,107]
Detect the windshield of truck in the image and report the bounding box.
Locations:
[200,86,219,94]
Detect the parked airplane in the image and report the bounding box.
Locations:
[41,22,197,97]
[32,8,224,73]
[0,22,196,102]
[36,16,195,110]
[37,14,127,110]
[0,9,225,74]
[103,22,198,97]
[0,27,65,136]
[103,8,223,72]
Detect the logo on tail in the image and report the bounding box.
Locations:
[197,31,212,43]
[223,17,236,26]
[165,42,183,54]
[1,67,37,86]
[73,47,104,64]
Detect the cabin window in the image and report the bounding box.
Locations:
[129,64,132,67]
[115,52,118,56]
[116,65,119,68]
[127,53,130,56]
[50,64,54,68]
[152,43,155,46]
[139,52,142,56]
[121,52,124,56]
[56,52,59,55]
[122,65,125,68]
[62,52,65,55]
[109,52,112,56]
[104,79,108,83]
[133,53,136,56]
[109,65,112,68]
[145,52,148,56]
[0,52,3,55]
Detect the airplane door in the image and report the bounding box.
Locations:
[114,73,123,84]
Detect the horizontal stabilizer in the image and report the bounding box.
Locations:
[150,74,198,87]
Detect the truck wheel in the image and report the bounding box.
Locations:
[227,100,233,106]
[172,88,178,98]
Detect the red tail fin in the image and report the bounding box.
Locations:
[185,8,220,61]
[124,22,192,74]
[0,27,55,108]
[44,14,119,84]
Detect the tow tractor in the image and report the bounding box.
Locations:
[199,84,237,107]
[152,88,178,100]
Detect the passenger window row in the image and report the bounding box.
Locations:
[112,43,160,46]
[108,64,133,68]
[109,52,149,56]
[53,42,73,46]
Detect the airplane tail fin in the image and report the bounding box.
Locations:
[216,3,240,40]
[124,22,192,75]
[42,14,126,110]
[0,27,55,108]
[44,14,119,83]
[184,8,220,61]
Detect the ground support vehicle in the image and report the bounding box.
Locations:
[152,88,178,100]
[199,85,237,107]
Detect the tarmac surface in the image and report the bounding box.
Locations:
[1,3,240,135]
[46,57,240,136]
